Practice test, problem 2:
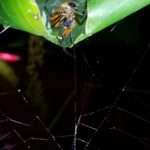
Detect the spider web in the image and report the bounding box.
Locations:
[1,41,150,150]
[53,43,150,150]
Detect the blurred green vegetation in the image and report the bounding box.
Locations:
[0,60,17,85]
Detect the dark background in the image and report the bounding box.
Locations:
[0,5,150,150]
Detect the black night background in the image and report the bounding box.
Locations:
[0,5,150,150]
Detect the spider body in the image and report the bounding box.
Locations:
[50,0,87,39]
[50,1,77,38]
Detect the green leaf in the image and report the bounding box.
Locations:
[75,0,150,45]
[0,0,56,44]
[0,0,150,47]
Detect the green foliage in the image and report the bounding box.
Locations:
[0,61,17,85]
[0,0,150,47]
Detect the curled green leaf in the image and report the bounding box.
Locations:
[0,0,150,47]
